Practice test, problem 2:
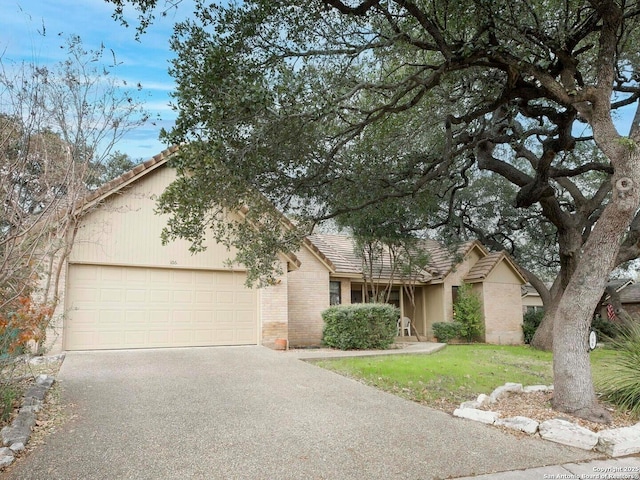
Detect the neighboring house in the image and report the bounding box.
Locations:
[46,148,527,352]
[617,283,640,317]
[521,284,544,314]
[598,278,638,320]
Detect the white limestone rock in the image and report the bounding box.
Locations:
[539,419,599,450]
[453,407,499,424]
[476,394,491,408]
[489,383,523,404]
[0,447,14,468]
[596,424,640,457]
[35,374,55,388]
[495,416,540,434]
[28,353,65,365]
[9,442,25,453]
[523,385,553,393]
[460,400,480,409]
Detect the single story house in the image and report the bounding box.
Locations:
[46,148,527,352]
[521,284,544,314]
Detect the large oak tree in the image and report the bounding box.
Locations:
[109,0,640,422]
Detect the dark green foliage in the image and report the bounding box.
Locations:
[523,310,544,344]
[591,314,620,341]
[322,304,399,350]
[453,284,484,342]
[595,319,640,417]
[432,322,463,343]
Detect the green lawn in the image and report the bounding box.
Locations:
[314,344,615,410]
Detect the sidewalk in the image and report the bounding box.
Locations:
[453,456,640,479]
[285,340,446,360]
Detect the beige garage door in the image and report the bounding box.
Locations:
[65,264,258,350]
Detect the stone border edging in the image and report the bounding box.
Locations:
[453,382,640,457]
[0,353,65,469]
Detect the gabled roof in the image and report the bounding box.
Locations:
[464,252,505,282]
[306,234,363,275]
[76,145,179,213]
[308,233,435,282]
[306,234,495,283]
[74,145,304,269]
[464,251,527,284]
[606,278,634,292]
[417,239,485,280]
[521,284,539,297]
[617,283,640,304]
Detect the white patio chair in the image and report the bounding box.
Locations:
[397,316,411,336]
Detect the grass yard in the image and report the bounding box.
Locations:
[314,344,615,411]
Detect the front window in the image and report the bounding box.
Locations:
[330,281,341,305]
[452,286,459,305]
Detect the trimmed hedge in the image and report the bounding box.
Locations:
[322,303,399,350]
[432,322,463,343]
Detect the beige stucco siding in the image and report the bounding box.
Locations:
[522,295,544,311]
[287,246,331,346]
[71,167,240,270]
[406,286,425,335]
[422,284,444,339]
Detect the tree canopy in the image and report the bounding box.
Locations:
[108,0,640,422]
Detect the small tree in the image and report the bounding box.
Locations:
[0,34,149,352]
[453,284,484,342]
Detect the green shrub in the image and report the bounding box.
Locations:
[522,310,544,344]
[322,304,399,350]
[432,322,463,343]
[453,284,484,342]
[595,318,640,417]
[591,314,621,340]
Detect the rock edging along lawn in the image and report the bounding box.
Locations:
[0,354,63,469]
[453,382,640,457]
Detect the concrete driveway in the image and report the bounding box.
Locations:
[5,346,599,479]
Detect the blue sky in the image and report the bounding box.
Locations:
[0,0,190,161]
[1,1,637,163]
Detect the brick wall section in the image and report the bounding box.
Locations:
[33,254,67,354]
[260,260,289,348]
[340,280,352,305]
[287,247,330,346]
[483,282,524,344]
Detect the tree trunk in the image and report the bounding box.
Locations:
[530,303,556,350]
[551,152,640,422]
[530,272,566,351]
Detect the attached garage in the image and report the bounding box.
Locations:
[52,148,292,353]
[65,265,257,350]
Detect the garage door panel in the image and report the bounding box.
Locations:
[125,289,147,303]
[100,288,125,302]
[66,265,258,350]
[102,268,124,281]
[150,290,171,303]
[173,290,194,303]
